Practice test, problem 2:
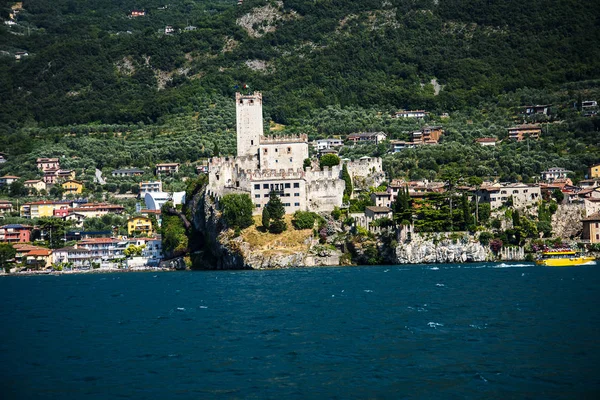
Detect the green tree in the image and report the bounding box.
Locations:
[552,189,564,203]
[9,181,28,197]
[221,194,254,230]
[341,163,353,199]
[124,244,144,257]
[0,243,16,271]
[37,217,72,249]
[262,207,270,229]
[265,190,286,234]
[319,154,340,169]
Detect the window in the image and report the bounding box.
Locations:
[596,223,599,228]
[263,184,269,189]
[294,193,300,197]
[254,184,260,190]
[294,183,300,188]
[287,147,291,154]
[264,194,269,197]
[256,204,261,208]
[275,148,278,152]
[276,160,278,163]
[524,190,528,193]
[289,158,293,163]
[255,194,260,198]
[263,149,268,154]
[294,203,300,206]
[251,140,254,145]
[501,190,506,194]
[285,183,291,189]
[513,190,519,194]
[284,203,290,207]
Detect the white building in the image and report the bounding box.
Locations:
[208,92,384,215]
[313,138,344,151]
[541,167,572,182]
[144,191,185,211]
[394,110,428,119]
[139,181,163,198]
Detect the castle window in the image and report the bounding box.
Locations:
[275,148,278,152]
[255,194,260,198]
[256,204,261,208]
[285,183,291,189]
[263,184,269,189]
[250,99,254,104]
[251,140,254,145]
[284,203,290,207]
[264,149,268,154]
[264,194,269,198]
[287,147,291,154]
[254,184,260,190]
[294,183,300,188]
[289,158,293,163]
[239,100,243,104]
[276,160,278,163]
[294,193,300,197]
[294,203,300,207]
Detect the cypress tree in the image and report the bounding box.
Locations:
[261,207,270,229]
[341,163,352,199]
[265,190,286,233]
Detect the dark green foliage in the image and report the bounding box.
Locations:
[161,201,188,257]
[9,181,27,197]
[261,207,270,229]
[331,207,342,221]
[0,243,16,270]
[303,158,312,169]
[220,194,254,230]
[552,189,565,203]
[37,217,72,249]
[319,154,340,169]
[393,185,412,223]
[84,214,127,235]
[265,190,286,234]
[292,211,323,230]
[478,203,491,224]
[478,231,493,246]
[341,164,353,199]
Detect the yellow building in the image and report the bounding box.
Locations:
[127,216,154,236]
[62,180,84,194]
[24,180,47,192]
[20,201,65,218]
[590,163,600,179]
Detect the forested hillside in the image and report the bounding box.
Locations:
[1,0,599,182]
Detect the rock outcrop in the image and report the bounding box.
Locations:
[552,203,585,239]
[392,234,489,264]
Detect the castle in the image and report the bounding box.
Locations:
[208,92,384,215]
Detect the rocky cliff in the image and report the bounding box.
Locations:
[391,233,490,264]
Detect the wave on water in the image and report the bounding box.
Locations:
[492,263,533,268]
[430,267,440,270]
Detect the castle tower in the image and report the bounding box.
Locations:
[236,91,263,157]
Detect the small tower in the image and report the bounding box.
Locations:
[236,91,263,157]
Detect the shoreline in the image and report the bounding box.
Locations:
[0,261,543,276]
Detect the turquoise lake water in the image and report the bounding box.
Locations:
[1,262,599,399]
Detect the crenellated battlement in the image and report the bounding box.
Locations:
[238,168,306,181]
[260,134,308,144]
[305,165,343,180]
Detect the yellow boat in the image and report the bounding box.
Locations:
[535,249,596,267]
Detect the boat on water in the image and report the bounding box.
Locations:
[535,249,596,267]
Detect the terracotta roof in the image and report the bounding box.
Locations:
[27,249,52,256]
[0,175,20,179]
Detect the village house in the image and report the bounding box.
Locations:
[412,126,444,145]
[364,206,393,232]
[78,238,128,264]
[139,181,163,198]
[313,138,344,151]
[475,138,498,147]
[127,216,154,236]
[582,213,600,244]
[584,198,600,218]
[69,203,125,218]
[347,132,387,145]
[52,246,91,268]
[24,180,46,193]
[394,110,428,119]
[155,163,180,175]
[590,163,600,179]
[144,191,185,211]
[14,51,29,60]
[129,9,146,17]
[472,183,541,210]
[62,180,84,195]
[0,224,33,243]
[389,140,417,153]
[371,192,393,208]
[541,167,572,182]
[523,105,550,115]
[112,168,145,177]
[36,157,60,171]
[164,25,175,34]
[579,179,600,189]
[0,153,7,163]
[63,212,86,228]
[25,248,53,269]
[44,169,75,184]
[0,175,20,187]
[508,124,541,141]
[0,200,13,217]
[20,201,69,218]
